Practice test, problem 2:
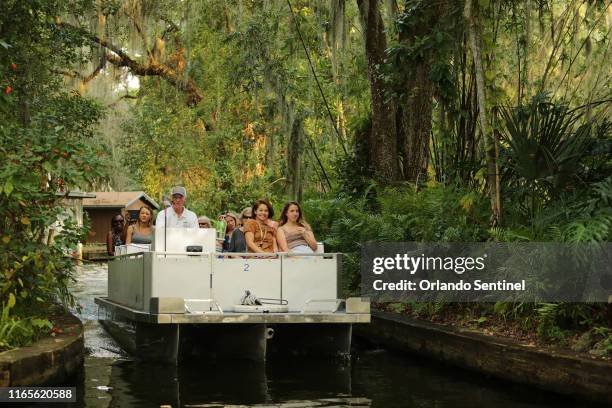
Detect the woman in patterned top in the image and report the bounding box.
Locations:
[276,201,317,253]
[244,199,278,253]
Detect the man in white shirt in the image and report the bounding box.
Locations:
[155,186,198,228]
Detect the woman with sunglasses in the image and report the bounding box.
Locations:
[106,214,125,256]
[244,199,278,253]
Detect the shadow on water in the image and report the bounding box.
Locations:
[60,351,605,408]
[66,357,360,407]
[350,344,600,408]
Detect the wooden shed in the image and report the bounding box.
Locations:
[84,191,160,244]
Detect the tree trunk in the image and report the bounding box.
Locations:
[327,0,348,150]
[396,1,444,182]
[287,114,304,202]
[464,0,501,225]
[357,0,399,182]
[398,64,433,182]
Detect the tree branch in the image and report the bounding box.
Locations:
[160,17,180,40]
[55,69,82,79]
[83,56,107,84]
[57,21,203,106]
[104,54,202,106]
[106,93,139,107]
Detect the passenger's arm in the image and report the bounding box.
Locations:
[276,228,289,252]
[125,225,133,244]
[304,226,318,251]
[245,231,264,253]
[272,234,278,253]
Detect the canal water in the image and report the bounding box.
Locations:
[62,263,595,407]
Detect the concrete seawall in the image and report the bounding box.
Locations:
[354,311,612,404]
[0,311,84,386]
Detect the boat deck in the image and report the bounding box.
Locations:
[95,297,371,325]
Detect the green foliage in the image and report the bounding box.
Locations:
[3,0,609,352]
[591,327,612,357]
[535,303,607,342]
[304,182,491,293]
[332,117,375,198]
[1,94,106,317]
[499,95,609,219]
[492,301,532,324]
[0,0,107,349]
[560,176,612,242]
[0,304,52,351]
[389,0,461,100]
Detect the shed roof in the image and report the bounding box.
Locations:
[83,191,160,210]
[56,190,97,199]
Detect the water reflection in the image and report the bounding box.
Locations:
[72,352,588,408]
[75,357,364,407]
[63,263,600,408]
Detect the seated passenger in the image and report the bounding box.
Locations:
[126,206,155,245]
[226,208,251,253]
[106,214,125,256]
[198,216,212,229]
[244,199,278,253]
[222,212,238,252]
[238,207,252,227]
[276,201,317,253]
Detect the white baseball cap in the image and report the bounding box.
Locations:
[171,186,187,198]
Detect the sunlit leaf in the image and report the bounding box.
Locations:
[7,293,16,309]
[31,318,52,329]
[3,180,13,196]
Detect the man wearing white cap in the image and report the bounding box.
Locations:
[155,186,198,228]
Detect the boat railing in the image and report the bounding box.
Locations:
[302,298,345,314]
[184,298,224,314]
